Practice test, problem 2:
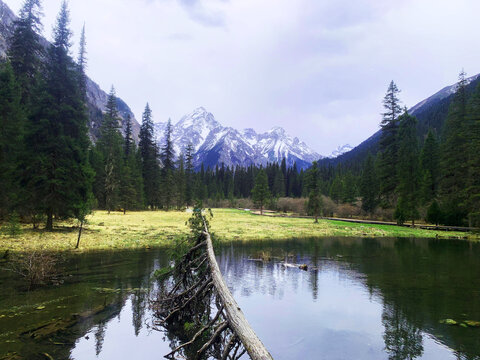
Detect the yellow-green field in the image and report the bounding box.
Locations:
[0,209,476,252]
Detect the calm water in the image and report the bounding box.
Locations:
[1,237,480,359]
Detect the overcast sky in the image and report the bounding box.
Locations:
[4,0,480,155]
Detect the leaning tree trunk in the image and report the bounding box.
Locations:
[203,225,273,360]
[152,211,273,360]
[75,220,84,249]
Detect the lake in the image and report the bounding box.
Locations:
[1,237,479,359]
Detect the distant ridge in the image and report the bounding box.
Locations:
[155,107,321,169]
[320,74,480,168]
[0,0,141,142]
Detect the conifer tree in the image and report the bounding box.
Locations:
[252,169,270,215]
[306,161,323,222]
[184,143,195,206]
[419,130,439,204]
[0,62,25,218]
[96,87,124,213]
[395,111,420,225]
[378,81,402,206]
[439,70,469,225]
[139,103,160,209]
[160,119,175,210]
[119,115,143,213]
[341,171,357,204]
[175,155,186,209]
[288,163,301,197]
[360,153,378,214]
[124,114,133,157]
[272,169,286,197]
[8,0,44,104]
[426,200,442,226]
[77,23,87,97]
[119,162,136,214]
[465,82,480,227]
[26,1,93,229]
[329,175,343,204]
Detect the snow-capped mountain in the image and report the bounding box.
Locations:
[154,107,321,169]
[328,144,354,159]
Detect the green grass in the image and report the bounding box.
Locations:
[0,209,476,252]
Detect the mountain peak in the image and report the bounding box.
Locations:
[155,110,321,169]
[177,107,220,130]
[328,144,354,158]
[269,126,286,136]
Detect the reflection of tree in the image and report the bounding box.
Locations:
[382,304,424,360]
[132,290,147,336]
[94,322,107,356]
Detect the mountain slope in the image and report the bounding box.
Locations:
[0,0,140,141]
[155,107,321,169]
[320,74,480,170]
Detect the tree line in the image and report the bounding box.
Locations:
[1,0,478,229]
[316,74,480,227]
[0,0,313,229]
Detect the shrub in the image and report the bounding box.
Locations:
[236,198,254,210]
[277,198,306,215]
[4,251,60,288]
[322,196,337,217]
[335,203,362,218]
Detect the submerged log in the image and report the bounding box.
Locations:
[203,225,273,360]
[153,209,273,360]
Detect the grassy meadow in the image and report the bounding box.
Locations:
[0,209,476,252]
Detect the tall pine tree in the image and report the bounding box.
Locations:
[184,143,195,206]
[465,82,480,227]
[8,0,44,104]
[306,161,323,222]
[252,169,270,215]
[95,87,124,213]
[395,111,420,225]
[439,71,469,225]
[0,61,25,218]
[419,130,439,204]
[139,103,160,209]
[160,119,175,210]
[378,81,402,206]
[26,1,93,229]
[77,23,87,97]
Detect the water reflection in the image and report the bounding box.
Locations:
[0,237,479,359]
[382,304,424,360]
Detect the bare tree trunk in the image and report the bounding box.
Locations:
[204,225,273,360]
[46,209,53,231]
[75,220,84,249]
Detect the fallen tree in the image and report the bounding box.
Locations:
[152,206,273,360]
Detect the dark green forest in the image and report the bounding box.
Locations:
[1,0,479,229]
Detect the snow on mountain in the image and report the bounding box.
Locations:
[328,144,354,159]
[410,74,480,115]
[154,107,321,169]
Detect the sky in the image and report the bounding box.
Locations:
[4,0,480,155]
